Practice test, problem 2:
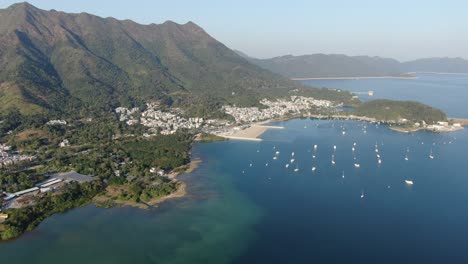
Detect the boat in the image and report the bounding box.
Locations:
[342,171,345,178]
[331,159,336,165]
[342,131,346,135]
[312,166,316,172]
[354,163,360,168]
[429,148,434,159]
[273,156,277,160]
[249,163,253,167]
[265,162,269,167]
[314,144,318,150]
[360,191,365,198]
[291,152,295,157]
[378,159,382,164]
[375,149,379,153]
[275,151,280,155]
[405,180,414,185]
[353,142,357,147]
[294,164,299,172]
[304,125,307,129]
[290,158,295,163]
[404,154,409,161]
[376,154,380,158]
[285,164,290,168]
[352,147,355,152]
[312,155,316,159]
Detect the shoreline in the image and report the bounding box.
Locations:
[216,121,285,141]
[216,114,467,140]
[93,158,201,209]
[291,76,417,80]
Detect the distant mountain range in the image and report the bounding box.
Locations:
[236,51,468,78]
[0,2,295,116]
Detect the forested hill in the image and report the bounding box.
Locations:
[244,54,403,78]
[355,99,447,123]
[0,2,297,116]
[238,51,468,78]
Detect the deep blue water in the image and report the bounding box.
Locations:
[2,74,468,264]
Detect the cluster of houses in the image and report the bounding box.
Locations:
[46,119,67,126]
[115,107,140,125]
[0,144,35,168]
[426,121,463,132]
[116,103,223,135]
[223,96,335,123]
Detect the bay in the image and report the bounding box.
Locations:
[2,73,468,264]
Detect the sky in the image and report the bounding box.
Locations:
[1,0,467,61]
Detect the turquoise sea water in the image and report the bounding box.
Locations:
[2,74,468,263]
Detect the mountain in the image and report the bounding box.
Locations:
[246,54,402,78]
[242,52,468,79]
[401,57,468,73]
[0,2,295,116]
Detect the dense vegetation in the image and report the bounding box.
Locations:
[0,3,297,117]
[355,99,447,123]
[0,113,194,240]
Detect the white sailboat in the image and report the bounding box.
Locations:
[312,166,316,172]
[291,152,295,157]
[342,171,345,179]
[333,145,337,151]
[354,163,360,168]
[290,158,295,163]
[285,163,290,168]
[405,180,414,185]
[275,151,280,155]
[265,162,269,167]
[314,144,318,150]
[404,154,409,161]
[294,163,299,172]
[360,191,365,199]
[429,148,434,159]
[273,156,278,160]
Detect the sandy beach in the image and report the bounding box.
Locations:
[219,123,284,141]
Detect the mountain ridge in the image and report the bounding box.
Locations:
[236,51,468,78]
[0,2,296,116]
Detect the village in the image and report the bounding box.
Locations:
[116,103,227,136]
[223,96,335,123]
[0,144,35,168]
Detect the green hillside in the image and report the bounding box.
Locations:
[0,3,297,116]
[355,99,446,123]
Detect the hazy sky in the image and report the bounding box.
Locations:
[1,0,467,61]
